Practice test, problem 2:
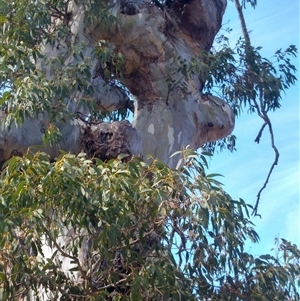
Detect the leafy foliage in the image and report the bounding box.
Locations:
[0,0,122,128]
[0,152,299,300]
[0,0,299,300]
[163,37,297,154]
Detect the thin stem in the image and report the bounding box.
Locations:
[234,0,251,46]
[234,0,280,216]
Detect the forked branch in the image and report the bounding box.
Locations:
[234,0,280,216]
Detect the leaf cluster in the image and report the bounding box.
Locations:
[0,1,299,300]
[0,151,299,300]
[0,0,125,129]
[188,39,296,154]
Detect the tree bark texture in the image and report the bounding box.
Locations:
[1,1,234,298]
[0,0,233,168]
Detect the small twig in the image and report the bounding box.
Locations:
[170,217,187,267]
[166,74,185,104]
[43,227,88,281]
[254,122,267,143]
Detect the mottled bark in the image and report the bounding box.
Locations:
[0,0,233,168]
[1,0,234,299]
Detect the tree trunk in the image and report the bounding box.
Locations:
[0,0,233,168]
[1,1,234,299]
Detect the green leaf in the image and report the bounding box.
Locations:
[0,272,7,281]
[0,15,8,24]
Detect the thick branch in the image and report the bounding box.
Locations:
[1,0,234,169]
[0,112,142,164]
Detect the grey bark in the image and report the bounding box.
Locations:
[1,0,235,299]
[0,0,233,168]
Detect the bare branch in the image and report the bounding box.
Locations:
[254,122,267,144]
[252,118,279,216]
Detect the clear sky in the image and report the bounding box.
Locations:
[208,0,299,256]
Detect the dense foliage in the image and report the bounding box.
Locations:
[1,152,299,300]
[0,0,299,300]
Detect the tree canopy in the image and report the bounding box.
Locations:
[0,0,299,300]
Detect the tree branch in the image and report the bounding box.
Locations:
[254,121,267,144]
[234,0,280,216]
[252,109,279,216]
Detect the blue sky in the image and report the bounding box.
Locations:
[208,0,299,256]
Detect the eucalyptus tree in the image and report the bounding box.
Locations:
[0,0,299,300]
